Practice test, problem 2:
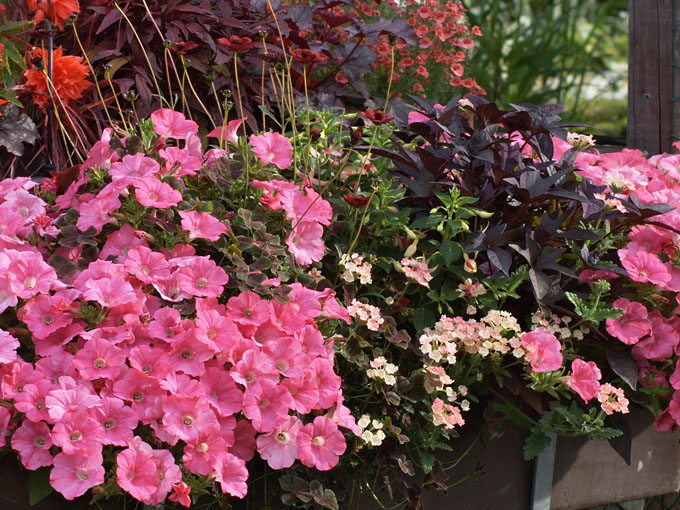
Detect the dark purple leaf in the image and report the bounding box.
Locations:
[0,104,38,156]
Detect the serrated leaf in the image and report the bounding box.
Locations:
[28,467,54,505]
[523,427,552,460]
[418,449,436,474]
[0,104,38,156]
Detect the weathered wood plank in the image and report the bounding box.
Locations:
[628,0,662,154]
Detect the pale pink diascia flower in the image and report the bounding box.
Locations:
[134,178,182,209]
[286,221,325,265]
[597,383,629,415]
[179,210,227,242]
[151,109,198,139]
[619,249,671,286]
[564,359,601,402]
[605,298,650,345]
[431,397,465,430]
[49,450,105,500]
[256,415,303,469]
[11,420,53,470]
[250,132,292,169]
[520,327,563,372]
[401,257,435,287]
[297,416,346,471]
[207,118,243,145]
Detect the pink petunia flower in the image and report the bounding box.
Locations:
[151,109,198,139]
[0,329,19,363]
[286,221,325,265]
[93,397,139,446]
[619,249,671,286]
[51,410,105,455]
[182,424,228,475]
[215,453,249,498]
[110,153,160,184]
[116,437,160,502]
[174,257,229,298]
[280,187,333,226]
[73,336,127,381]
[250,132,292,169]
[49,450,105,500]
[207,118,243,145]
[11,420,53,470]
[242,379,293,433]
[134,178,182,209]
[162,395,218,442]
[297,416,346,471]
[159,146,202,177]
[256,415,303,469]
[605,298,651,345]
[520,327,563,372]
[124,246,171,284]
[252,179,297,211]
[179,210,227,242]
[564,359,602,402]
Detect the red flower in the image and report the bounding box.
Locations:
[290,48,320,64]
[28,0,80,31]
[23,46,91,110]
[217,36,254,52]
[169,41,198,55]
[363,108,394,125]
[342,194,370,207]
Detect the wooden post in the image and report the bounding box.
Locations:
[627,0,677,155]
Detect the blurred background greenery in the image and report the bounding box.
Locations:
[408,0,629,140]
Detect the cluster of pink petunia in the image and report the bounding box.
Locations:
[557,139,680,425]
[0,109,359,505]
[252,179,332,266]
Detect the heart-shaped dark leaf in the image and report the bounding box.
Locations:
[0,104,38,156]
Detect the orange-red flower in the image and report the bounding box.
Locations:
[23,46,91,110]
[28,0,80,31]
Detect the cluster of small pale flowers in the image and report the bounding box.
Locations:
[339,253,373,285]
[367,356,398,385]
[458,278,487,315]
[420,310,524,363]
[400,257,434,288]
[593,192,628,214]
[597,383,630,415]
[566,132,596,151]
[531,310,586,341]
[431,397,465,430]
[423,366,469,409]
[347,299,384,331]
[357,415,387,446]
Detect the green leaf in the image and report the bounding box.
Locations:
[410,214,444,229]
[588,427,623,440]
[440,240,462,267]
[413,308,436,333]
[28,468,54,506]
[418,449,436,474]
[523,427,552,461]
